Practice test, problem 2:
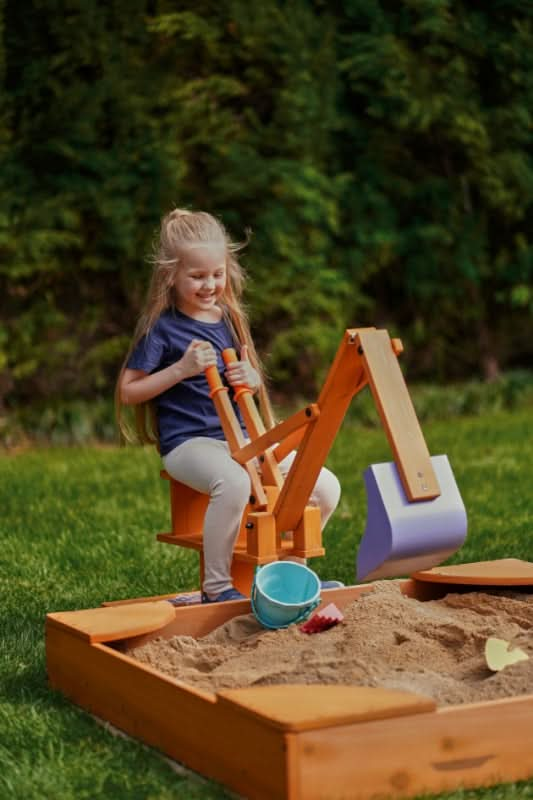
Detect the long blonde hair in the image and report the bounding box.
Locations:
[115,208,275,446]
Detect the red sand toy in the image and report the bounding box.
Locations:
[300,602,344,634]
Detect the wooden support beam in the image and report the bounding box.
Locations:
[273,330,368,534]
[356,329,439,501]
[231,404,320,465]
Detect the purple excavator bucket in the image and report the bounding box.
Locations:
[356,454,468,582]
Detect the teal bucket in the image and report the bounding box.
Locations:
[251,561,321,629]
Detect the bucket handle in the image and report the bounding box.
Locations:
[250,567,321,630]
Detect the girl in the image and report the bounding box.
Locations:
[116,208,341,603]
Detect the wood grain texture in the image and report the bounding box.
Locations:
[46,623,289,800]
[357,328,440,501]
[413,558,533,585]
[217,684,436,732]
[292,694,533,799]
[47,601,175,643]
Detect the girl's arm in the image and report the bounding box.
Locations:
[120,339,217,405]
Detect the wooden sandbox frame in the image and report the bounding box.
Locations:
[46,577,533,800]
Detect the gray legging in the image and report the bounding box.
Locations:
[163,437,341,598]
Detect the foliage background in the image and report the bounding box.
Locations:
[1,0,532,431]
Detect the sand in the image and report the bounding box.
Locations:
[130,582,533,706]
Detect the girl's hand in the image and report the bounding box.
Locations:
[179,339,217,379]
[225,344,260,392]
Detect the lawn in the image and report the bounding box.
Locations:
[1,407,532,799]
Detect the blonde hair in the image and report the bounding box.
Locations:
[116,208,275,446]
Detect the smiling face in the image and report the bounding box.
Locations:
[174,245,227,321]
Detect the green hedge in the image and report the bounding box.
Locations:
[1,1,532,411]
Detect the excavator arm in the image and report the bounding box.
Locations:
[209,328,441,561]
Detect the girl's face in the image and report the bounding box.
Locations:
[174,245,227,320]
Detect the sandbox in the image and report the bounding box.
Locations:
[130,580,533,706]
[46,563,533,800]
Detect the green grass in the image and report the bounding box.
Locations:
[1,408,532,799]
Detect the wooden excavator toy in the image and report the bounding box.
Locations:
[158,327,467,595]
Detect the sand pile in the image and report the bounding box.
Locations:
[130,582,533,706]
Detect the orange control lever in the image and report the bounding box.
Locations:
[222,347,283,492]
[222,348,251,401]
[204,360,267,508]
[205,364,226,398]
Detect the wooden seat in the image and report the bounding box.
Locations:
[157,471,296,594]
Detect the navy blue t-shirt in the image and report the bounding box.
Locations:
[127,308,246,455]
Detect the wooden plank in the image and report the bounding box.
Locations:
[273,427,305,463]
[357,328,440,502]
[238,394,284,487]
[46,623,289,800]
[119,597,253,640]
[234,405,320,464]
[229,558,256,596]
[105,584,382,652]
[103,592,195,607]
[217,685,435,732]
[412,558,533,585]
[291,505,324,557]
[62,596,254,642]
[291,694,533,799]
[157,532,203,550]
[166,479,208,537]
[104,581,414,617]
[46,601,176,643]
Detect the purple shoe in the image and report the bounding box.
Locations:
[201,588,247,603]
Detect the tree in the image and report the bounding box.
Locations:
[1,0,532,419]
[337,0,533,379]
